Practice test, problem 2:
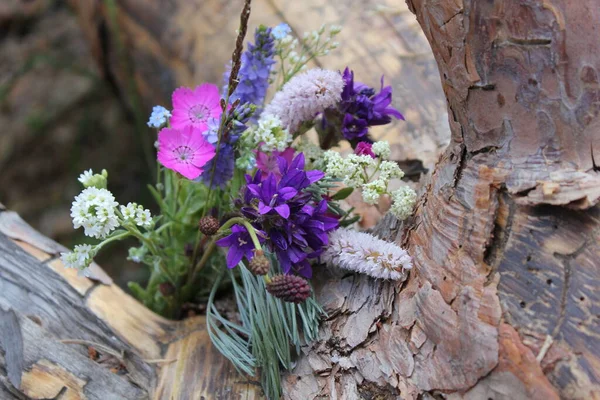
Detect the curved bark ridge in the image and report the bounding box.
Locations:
[285,1,599,399]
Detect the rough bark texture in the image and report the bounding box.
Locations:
[1,0,599,399]
[284,0,600,399]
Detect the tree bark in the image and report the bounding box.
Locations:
[1,0,599,399]
[284,1,600,399]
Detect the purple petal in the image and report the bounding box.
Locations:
[258,202,273,215]
[226,246,244,268]
[278,187,298,200]
[306,170,324,184]
[275,204,290,219]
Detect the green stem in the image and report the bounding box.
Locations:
[96,232,130,250]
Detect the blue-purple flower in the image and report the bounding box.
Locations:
[216,224,265,268]
[238,153,338,278]
[338,67,404,141]
[225,26,275,114]
[199,102,255,188]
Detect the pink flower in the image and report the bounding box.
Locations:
[355,142,376,158]
[170,84,222,131]
[256,148,295,179]
[157,126,216,180]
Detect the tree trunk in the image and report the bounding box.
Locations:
[284,1,600,399]
[1,0,599,399]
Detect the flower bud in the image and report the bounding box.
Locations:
[266,274,311,304]
[199,216,220,236]
[248,250,270,275]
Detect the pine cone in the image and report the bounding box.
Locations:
[199,216,220,236]
[266,274,311,304]
[248,250,270,275]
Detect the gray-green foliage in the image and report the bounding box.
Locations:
[207,258,323,399]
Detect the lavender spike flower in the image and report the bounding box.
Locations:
[224,25,275,114]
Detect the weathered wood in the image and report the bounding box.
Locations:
[0,211,261,399]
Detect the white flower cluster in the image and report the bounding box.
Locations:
[390,186,417,220]
[147,105,171,128]
[244,114,290,152]
[71,187,120,239]
[264,68,344,133]
[321,229,412,280]
[323,141,417,219]
[120,202,154,229]
[275,24,340,67]
[60,244,96,271]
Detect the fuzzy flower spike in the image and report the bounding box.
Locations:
[157,126,216,180]
[321,228,412,280]
[264,68,344,133]
[170,83,222,131]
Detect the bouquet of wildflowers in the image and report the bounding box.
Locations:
[61,3,417,398]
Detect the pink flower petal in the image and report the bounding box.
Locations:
[172,87,195,108]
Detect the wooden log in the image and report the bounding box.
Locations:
[0,211,261,399]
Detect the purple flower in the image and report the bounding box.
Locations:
[216,224,265,268]
[355,142,376,158]
[199,103,255,188]
[337,67,404,141]
[224,26,275,117]
[238,152,338,278]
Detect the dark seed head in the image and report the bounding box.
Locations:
[266,274,311,304]
[248,250,270,275]
[199,216,220,236]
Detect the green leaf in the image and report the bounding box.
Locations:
[331,186,354,200]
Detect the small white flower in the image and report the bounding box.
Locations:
[135,208,153,229]
[120,202,153,229]
[61,244,95,271]
[322,229,412,280]
[323,150,345,177]
[248,114,291,152]
[78,169,94,186]
[372,141,391,159]
[379,161,404,180]
[390,186,417,221]
[70,187,119,239]
[329,25,342,35]
[120,202,137,221]
[361,179,387,205]
[147,105,171,128]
